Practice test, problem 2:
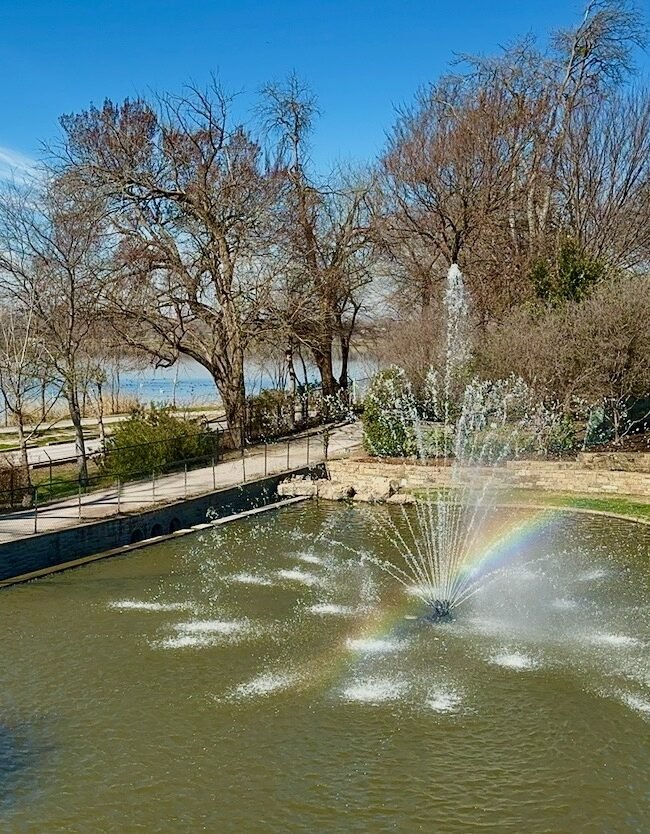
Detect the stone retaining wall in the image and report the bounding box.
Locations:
[326,458,650,498]
[577,451,650,473]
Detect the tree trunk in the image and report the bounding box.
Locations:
[96,381,107,450]
[66,386,89,485]
[338,332,351,392]
[215,357,246,450]
[219,380,246,449]
[16,412,33,506]
[313,343,336,399]
[285,343,298,429]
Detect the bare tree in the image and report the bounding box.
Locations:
[559,89,650,272]
[261,76,375,397]
[0,176,114,483]
[0,298,59,502]
[57,82,277,447]
[377,0,647,321]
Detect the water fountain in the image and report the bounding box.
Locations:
[362,264,561,621]
[2,277,649,832]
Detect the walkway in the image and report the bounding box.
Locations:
[0,424,362,543]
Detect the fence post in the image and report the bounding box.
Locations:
[152,471,156,501]
[78,483,82,520]
[264,441,268,477]
[212,457,216,490]
[286,440,290,471]
[117,477,121,515]
[241,446,246,482]
[45,450,52,490]
[306,434,310,466]
[33,486,38,534]
[184,463,188,499]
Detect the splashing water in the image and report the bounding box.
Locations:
[362,264,562,619]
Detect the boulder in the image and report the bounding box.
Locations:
[277,477,317,498]
[350,476,396,503]
[317,480,356,501]
[386,492,416,505]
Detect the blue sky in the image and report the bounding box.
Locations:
[1,0,648,177]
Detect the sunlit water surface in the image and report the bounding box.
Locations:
[1,503,649,833]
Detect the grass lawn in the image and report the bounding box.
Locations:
[498,488,650,523]
[32,460,110,504]
[414,486,650,524]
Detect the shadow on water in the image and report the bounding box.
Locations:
[0,719,51,814]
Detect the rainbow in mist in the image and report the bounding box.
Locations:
[374,501,561,619]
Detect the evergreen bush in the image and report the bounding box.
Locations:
[102,406,216,480]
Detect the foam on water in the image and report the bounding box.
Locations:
[341,678,406,703]
[277,569,321,586]
[157,634,218,649]
[619,692,650,716]
[588,633,641,648]
[297,553,324,565]
[309,603,361,616]
[425,687,463,713]
[233,672,299,699]
[174,620,249,635]
[490,651,539,670]
[346,637,406,654]
[230,573,275,586]
[109,600,192,612]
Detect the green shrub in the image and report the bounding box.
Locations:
[542,416,578,456]
[530,237,606,305]
[419,423,455,458]
[247,389,295,440]
[362,368,418,457]
[469,424,539,463]
[102,406,216,480]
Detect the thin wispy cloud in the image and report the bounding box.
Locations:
[0,145,37,184]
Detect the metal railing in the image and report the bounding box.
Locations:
[0,425,349,540]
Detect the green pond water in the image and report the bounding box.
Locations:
[1,503,649,833]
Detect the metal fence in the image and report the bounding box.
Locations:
[0,373,372,539]
[0,424,348,541]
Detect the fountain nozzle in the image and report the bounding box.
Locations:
[425,600,453,622]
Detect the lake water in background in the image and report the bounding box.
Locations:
[117,356,379,408]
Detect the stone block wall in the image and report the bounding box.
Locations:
[327,458,650,499]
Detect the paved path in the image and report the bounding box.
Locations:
[0,424,362,543]
[1,413,227,467]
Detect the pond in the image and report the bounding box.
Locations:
[1,503,649,833]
